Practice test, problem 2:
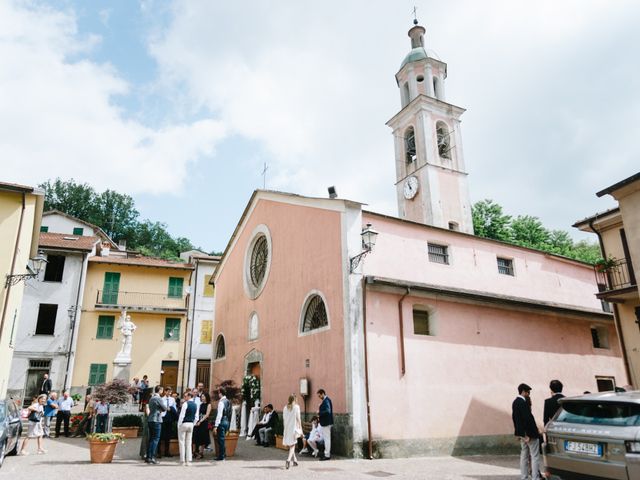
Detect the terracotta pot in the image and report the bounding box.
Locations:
[213,432,239,458]
[112,426,139,438]
[275,435,287,450]
[169,439,180,456]
[89,439,118,464]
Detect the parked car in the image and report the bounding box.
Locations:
[544,391,640,480]
[0,398,22,468]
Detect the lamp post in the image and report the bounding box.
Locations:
[349,224,379,273]
[5,250,48,288]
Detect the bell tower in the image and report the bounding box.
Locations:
[386,20,474,234]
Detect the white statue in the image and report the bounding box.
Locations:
[115,309,136,362]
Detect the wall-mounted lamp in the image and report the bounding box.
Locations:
[5,250,48,288]
[349,224,379,273]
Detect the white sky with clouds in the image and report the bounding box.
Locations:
[1,0,638,251]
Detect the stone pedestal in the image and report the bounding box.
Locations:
[113,361,131,382]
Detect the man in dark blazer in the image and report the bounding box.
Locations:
[512,383,541,480]
[39,373,52,395]
[543,379,565,425]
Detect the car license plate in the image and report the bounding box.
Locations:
[564,440,602,456]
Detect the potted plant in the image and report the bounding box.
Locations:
[86,433,124,463]
[169,421,180,456]
[112,414,142,438]
[71,393,82,403]
[595,256,617,273]
[212,379,242,457]
[88,379,130,463]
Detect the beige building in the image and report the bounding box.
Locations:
[71,248,193,394]
[574,172,640,388]
[0,182,44,398]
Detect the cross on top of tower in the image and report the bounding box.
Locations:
[412,6,418,25]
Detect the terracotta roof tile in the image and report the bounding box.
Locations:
[89,255,193,270]
[39,233,100,251]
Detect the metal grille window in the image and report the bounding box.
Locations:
[29,360,51,369]
[427,243,449,265]
[497,257,514,276]
[250,235,269,288]
[302,295,329,333]
[215,334,225,359]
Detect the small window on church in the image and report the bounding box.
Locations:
[416,75,424,83]
[436,122,451,159]
[448,222,459,231]
[405,127,416,163]
[215,334,226,359]
[402,82,410,107]
[433,77,439,99]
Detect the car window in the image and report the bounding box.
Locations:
[556,401,640,427]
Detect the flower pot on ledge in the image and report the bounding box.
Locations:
[112,426,139,438]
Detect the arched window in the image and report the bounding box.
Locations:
[300,293,329,334]
[402,82,410,107]
[250,235,268,288]
[432,76,440,99]
[248,312,259,341]
[436,121,451,159]
[405,127,416,163]
[215,334,226,359]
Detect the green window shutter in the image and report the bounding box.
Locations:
[164,318,180,341]
[96,316,115,339]
[168,277,184,298]
[40,226,49,232]
[89,364,107,385]
[102,272,121,304]
[73,227,84,235]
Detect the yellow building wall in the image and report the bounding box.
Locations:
[72,262,191,391]
[0,190,42,397]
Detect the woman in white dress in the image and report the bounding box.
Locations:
[20,394,47,455]
[282,393,302,469]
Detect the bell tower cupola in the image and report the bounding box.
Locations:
[386,19,474,234]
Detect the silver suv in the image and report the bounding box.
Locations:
[544,391,640,480]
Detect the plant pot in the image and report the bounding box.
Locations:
[275,435,287,450]
[112,426,139,438]
[89,439,118,464]
[213,432,239,458]
[169,439,180,456]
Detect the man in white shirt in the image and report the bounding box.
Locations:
[249,406,271,444]
[55,390,75,437]
[213,387,231,461]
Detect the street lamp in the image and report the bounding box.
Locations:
[5,250,48,288]
[349,224,379,273]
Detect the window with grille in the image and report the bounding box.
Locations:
[497,257,514,276]
[164,318,180,341]
[301,294,329,333]
[89,364,107,385]
[44,255,65,282]
[250,235,269,288]
[29,360,51,369]
[35,304,57,335]
[413,309,431,335]
[96,315,115,339]
[168,277,184,298]
[215,334,225,359]
[200,320,213,344]
[427,243,449,265]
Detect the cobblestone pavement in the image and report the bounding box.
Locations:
[0,436,521,479]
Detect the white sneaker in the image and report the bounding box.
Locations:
[300,448,309,454]
[312,450,318,457]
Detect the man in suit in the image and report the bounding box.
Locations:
[543,379,565,425]
[317,389,334,461]
[258,404,278,446]
[512,383,541,480]
[39,373,52,395]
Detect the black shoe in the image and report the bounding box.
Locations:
[293,460,298,467]
[255,442,261,446]
[319,456,330,461]
[286,460,290,469]
[144,458,150,463]
[263,444,269,447]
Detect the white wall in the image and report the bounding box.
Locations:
[42,214,97,236]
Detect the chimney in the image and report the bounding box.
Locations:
[100,242,110,257]
[118,239,127,251]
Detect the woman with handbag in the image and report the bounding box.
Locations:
[20,394,47,455]
[282,393,303,469]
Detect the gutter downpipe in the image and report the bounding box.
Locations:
[589,218,632,385]
[0,192,26,345]
[64,251,87,391]
[184,258,198,390]
[398,287,410,376]
[361,276,373,459]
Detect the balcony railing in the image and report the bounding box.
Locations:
[595,257,637,293]
[96,290,187,311]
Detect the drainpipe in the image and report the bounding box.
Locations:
[0,192,26,345]
[589,219,632,385]
[64,251,87,391]
[398,287,410,376]
[183,259,198,390]
[361,277,373,459]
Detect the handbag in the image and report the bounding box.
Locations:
[28,409,42,422]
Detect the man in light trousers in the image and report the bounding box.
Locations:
[512,383,541,480]
[317,389,333,461]
[177,391,197,466]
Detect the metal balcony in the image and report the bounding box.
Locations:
[96,290,187,313]
[595,257,638,302]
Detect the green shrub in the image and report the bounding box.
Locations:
[112,414,142,428]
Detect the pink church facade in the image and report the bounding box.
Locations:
[211,191,625,457]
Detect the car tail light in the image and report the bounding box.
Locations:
[625,441,640,453]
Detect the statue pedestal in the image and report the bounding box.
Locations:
[113,361,131,382]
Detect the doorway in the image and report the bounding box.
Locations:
[24,359,51,406]
[247,361,261,378]
[160,361,179,391]
[196,360,210,391]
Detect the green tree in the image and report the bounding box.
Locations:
[93,189,139,240]
[472,199,512,241]
[510,215,550,249]
[40,178,98,222]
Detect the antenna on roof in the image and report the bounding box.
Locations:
[261,162,269,189]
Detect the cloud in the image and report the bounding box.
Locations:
[0,1,226,194]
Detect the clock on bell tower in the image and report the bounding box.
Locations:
[386,19,474,234]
